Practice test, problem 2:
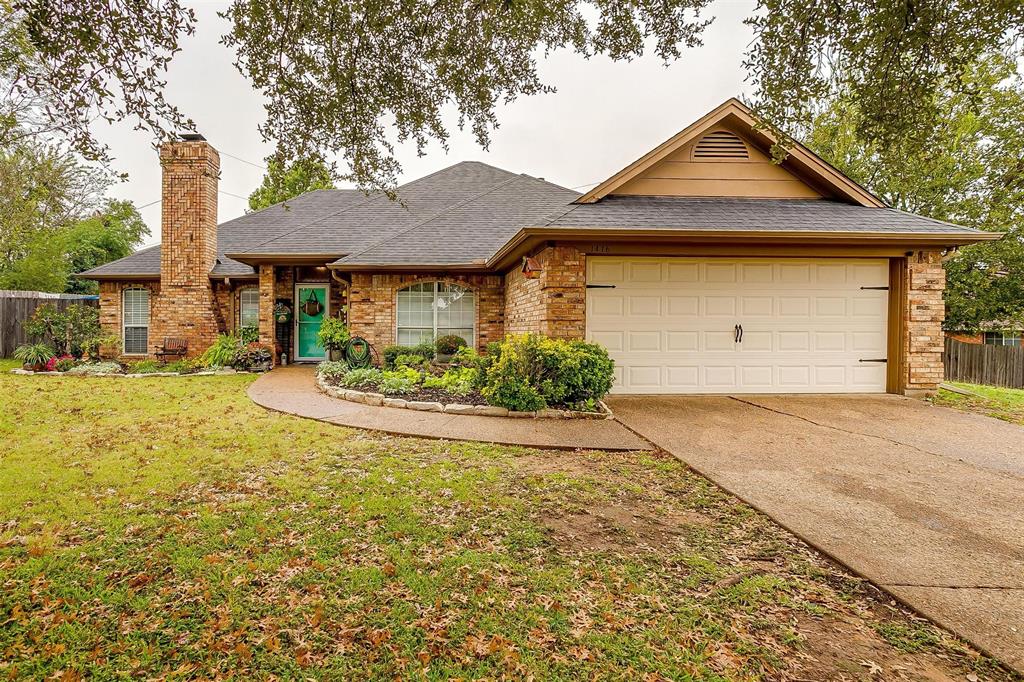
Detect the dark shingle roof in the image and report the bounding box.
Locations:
[81,164,990,279]
[333,174,579,266]
[541,196,985,234]
[80,188,366,278]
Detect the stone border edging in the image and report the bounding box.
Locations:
[315,374,612,420]
[9,368,260,378]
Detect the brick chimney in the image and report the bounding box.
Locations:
[150,134,222,355]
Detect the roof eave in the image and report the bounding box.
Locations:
[487,226,1002,271]
[328,262,490,273]
[76,272,160,281]
[224,252,348,266]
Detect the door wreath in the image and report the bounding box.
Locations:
[302,289,323,316]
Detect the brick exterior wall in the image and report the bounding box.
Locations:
[504,244,586,339]
[903,251,946,395]
[98,280,160,357]
[126,139,223,358]
[349,273,504,353]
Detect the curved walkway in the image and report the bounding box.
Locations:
[248,366,652,451]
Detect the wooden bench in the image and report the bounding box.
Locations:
[155,338,188,361]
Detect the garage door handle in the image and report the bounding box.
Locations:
[734,324,743,343]
[859,358,887,363]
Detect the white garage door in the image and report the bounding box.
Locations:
[586,257,889,394]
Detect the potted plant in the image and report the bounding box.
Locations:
[14,343,55,372]
[317,316,350,361]
[234,342,273,372]
[435,334,468,363]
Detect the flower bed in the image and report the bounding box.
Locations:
[315,334,616,419]
[315,373,611,419]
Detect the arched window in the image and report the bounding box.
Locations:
[396,282,475,347]
[122,288,150,355]
[238,287,259,329]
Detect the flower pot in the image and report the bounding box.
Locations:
[329,349,344,361]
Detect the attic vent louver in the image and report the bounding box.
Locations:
[692,131,749,160]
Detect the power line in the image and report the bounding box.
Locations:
[219,150,268,170]
[219,188,250,199]
[569,181,600,190]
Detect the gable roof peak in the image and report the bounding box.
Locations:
[576,97,884,208]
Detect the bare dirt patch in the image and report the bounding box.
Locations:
[541,503,707,553]
[793,613,970,681]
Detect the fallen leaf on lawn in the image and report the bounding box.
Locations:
[860,659,883,675]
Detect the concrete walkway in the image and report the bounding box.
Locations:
[248,366,652,451]
[608,394,1024,673]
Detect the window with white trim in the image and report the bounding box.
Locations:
[122,288,150,354]
[238,288,259,329]
[396,282,475,346]
[984,331,1022,347]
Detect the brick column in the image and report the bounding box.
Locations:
[903,251,945,395]
[504,244,586,340]
[258,264,276,365]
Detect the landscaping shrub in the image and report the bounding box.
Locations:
[66,361,122,375]
[435,334,467,356]
[199,334,240,368]
[316,361,350,381]
[339,367,382,389]
[316,316,350,352]
[127,359,163,374]
[394,353,429,370]
[13,343,55,368]
[450,346,479,368]
[233,343,273,370]
[422,366,477,396]
[53,357,78,372]
[164,359,199,374]
[480,334,615,411]
[378,368,421,395]
[382,342,435,369]
[238,325,259,344]
[23,303,100,357]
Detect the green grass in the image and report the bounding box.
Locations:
[934,382,1024,425]
[0,359,1014,680]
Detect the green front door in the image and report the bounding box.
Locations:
[296,284,328,360]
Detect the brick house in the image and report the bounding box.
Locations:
[81,99,999,396]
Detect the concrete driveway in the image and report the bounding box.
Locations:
[607,394,1024,673]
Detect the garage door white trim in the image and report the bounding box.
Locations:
[586,257,889,394]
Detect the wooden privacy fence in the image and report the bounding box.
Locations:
[944,336,1024,389]
[0,290,98,358]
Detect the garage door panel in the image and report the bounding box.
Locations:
[587,257,889,394]
[666,331,699,351]
[741,296,773,316]
[628,331,661,352]
[704,296,736,316]
[778,297,811,317]
[628,261,663,282]
[591,259,625,283]
[666,366,699,388]
[667,296,699,316]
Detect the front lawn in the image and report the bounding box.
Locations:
[934,382,1024,425]
[0,360,1014,680]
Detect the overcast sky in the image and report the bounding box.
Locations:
[95,0,758,247]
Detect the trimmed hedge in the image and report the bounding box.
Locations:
[480,334,614,412]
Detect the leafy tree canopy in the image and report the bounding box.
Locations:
[13,1,1019,193]
[804,55,1024,333]
[0,136,149,293]
[248,157,336,212]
